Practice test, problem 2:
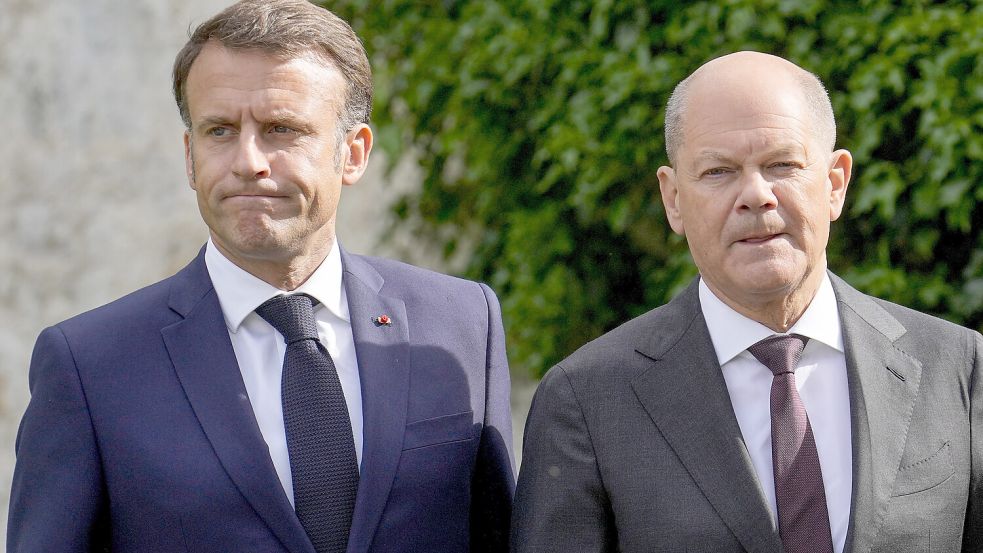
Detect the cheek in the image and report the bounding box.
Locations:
[682,219,726,265]
[798,192,834,231]
[679,188,719,226]
[189,148,227,190]
[788,175,834,219]
[281,144,331,180]
[300,147,344,190]
[781,206,831,257]
[681,201,728,245]
[193,167,222,201]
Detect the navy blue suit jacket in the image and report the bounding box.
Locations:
[9,248,515,552]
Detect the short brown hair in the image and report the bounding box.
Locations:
[172,0,372,132]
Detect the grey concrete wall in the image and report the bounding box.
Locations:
[0,0,231,544]
[0,0,533,546]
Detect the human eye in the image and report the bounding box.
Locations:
[268,120,306,136]
[700,167,732,178]
[769,160,804,170]
[204,126,232,138]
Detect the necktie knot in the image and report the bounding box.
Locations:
[255,294,320,344]
[747,334,808,376]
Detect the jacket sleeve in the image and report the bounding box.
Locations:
[8,326,110,553]
[511,364,617,553]
[964,329,983,552]
[469,283,515,553]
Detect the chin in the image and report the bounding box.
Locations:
[734,261,806,294]
[217,222,289,259]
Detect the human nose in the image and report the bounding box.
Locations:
[736,170,777,212]
[231,133,271,180]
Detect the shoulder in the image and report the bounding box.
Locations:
[344,252,494,303]
[51,255,205,345]
[831,273,981,368]
[863,294,980,358]
[831,273,976,342]
[565,305,678,364]
[26,273,186,379]
[555,285,702,384]
[56,278,177,336]
[347,252,476,285]
[871,296,969,335]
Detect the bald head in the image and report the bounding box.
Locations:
[664,52,835,166]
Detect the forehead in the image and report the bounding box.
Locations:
[678,68,817,160]
[184,43,344,117]
[687,114,813,163]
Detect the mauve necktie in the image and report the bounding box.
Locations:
[256,294,358,553]
[747,334,834,553]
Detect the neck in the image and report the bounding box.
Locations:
[705,269,825,333]
[211,235,335,291]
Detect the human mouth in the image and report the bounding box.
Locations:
[225,190,287,199]
[223,194,287,208]
[740,233,781,243]
[735,232,787,246]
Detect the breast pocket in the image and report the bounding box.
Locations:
[401,410,475,451]
[891,441,955,497]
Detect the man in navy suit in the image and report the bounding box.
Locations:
[7,1,514,551]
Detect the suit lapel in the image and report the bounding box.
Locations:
[160,251,314,553]
[340,251,410,553]
[831,275,923,553]
[631,281,782,553]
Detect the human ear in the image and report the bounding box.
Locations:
[183,130,196,190]
[827,149,852,221]
[658,165,685,235]
[341,124,373,186]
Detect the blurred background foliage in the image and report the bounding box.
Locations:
[330,0,983,377]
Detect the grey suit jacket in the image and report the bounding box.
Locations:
[512,273,981,553]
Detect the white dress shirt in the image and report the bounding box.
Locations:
[204,239,363,506]
[699,274,852,553]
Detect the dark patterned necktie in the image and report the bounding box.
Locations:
[747,334,834,553]
[255,294,358,553]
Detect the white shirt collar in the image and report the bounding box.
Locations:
[699,272,844,366]
[204,238,350,333]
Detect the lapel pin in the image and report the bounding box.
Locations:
[373,314,392,326]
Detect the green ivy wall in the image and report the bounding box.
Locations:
[332,0,983,377]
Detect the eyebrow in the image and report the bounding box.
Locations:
[195,115,234,129]
[193,112,313,133]
[693,151,734,163]
[690,146,807,167]
[763,146,807,158]
[266,112,313,131]
[688,151,736,172]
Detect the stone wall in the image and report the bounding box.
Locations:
[0,1,228,543]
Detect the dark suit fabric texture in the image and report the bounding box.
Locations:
[9,248,515,553]
[512,274,982,553]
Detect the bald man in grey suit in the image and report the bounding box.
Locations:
[511,52,981,553]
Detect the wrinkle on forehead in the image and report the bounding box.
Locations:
[692,142,809,163]
[186,43,344,111]
[687,87,811,127]
[687,115,811,141]
[686,120,814,165]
